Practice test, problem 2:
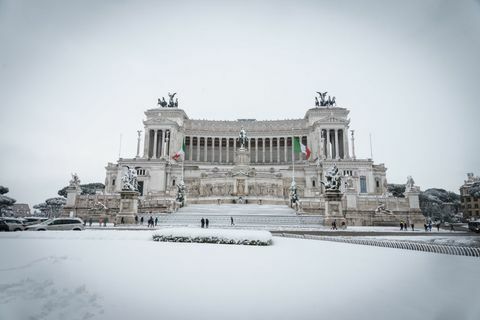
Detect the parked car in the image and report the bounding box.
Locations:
[468,221,480,233]
[25,218,85,231]
[22,217,49,225]
[0,217,26,231]
[0,220,9,232]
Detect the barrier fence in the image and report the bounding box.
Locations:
[277,233,480,257]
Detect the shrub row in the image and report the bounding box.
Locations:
[152,235,272,246]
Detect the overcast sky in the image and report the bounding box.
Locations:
[1,0,479,208]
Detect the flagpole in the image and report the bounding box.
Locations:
[292,128,295,183]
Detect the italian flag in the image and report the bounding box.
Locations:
[172,142,185,161]
[293,137,311,159]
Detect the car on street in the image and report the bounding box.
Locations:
[468,221,480,233]
[22,217,49,225]
[0,217,26,231]
[0,220,9,232]
[25,218,85,231]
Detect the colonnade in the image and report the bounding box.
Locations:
[321,128,350,160]
[183,136,308,164]
[143,129,171,159]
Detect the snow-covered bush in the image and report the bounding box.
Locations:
[152,228,273,246]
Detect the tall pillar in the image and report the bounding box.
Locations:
[344,129,350,159]
[262,138,266,163]
[277,137,280,163]
[284,137,288,162]
[269,138,273,163]
[226,138,230,163]
[204,137,208,162]
[159,130,164,158]
[143,130,150,158]
[326,129,331,159]
[255,138,258,163]
[351,130,356,160]
[136,130,142,158]
[212,137,215,163]
[219,138,223,163]
[152,130,158,159]
[335,129,339,160]
[189,136,193,161]
[196,136,201,161]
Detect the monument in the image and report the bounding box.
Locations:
[64,91,426,226]
[116,166,140,224]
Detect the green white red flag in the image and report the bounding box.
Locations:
[172,142,185,161]
[293,137,311,159]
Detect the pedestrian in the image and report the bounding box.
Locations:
[400,221,404,231]
[341,221,346,230]
[89,217,92,226]
[450,223,454,232]
[201,218,205,228]
[140,216,144,225]
[231,217,234,226]
[121,216,125,224]
[424,223,428,232]
[206,218,209,228]
[104,217,107,227]
[99,218,102,226]
[135,215,138,224]
[437,222,441,232]
[333,219,337,230]
[411,223,414,231]
[155,217,158,226]
[428,222,432,232]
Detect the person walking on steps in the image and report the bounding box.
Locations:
[231,217,234,226]
[201,218,205,228]
[206,218,209,228]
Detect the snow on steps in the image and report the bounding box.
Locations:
[152,227,273,246]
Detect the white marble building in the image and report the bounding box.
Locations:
[64,99,424,226]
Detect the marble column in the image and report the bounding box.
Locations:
[189,136,193,161]
[152,130,158,159]
[326,129,331,159]
[351,130,356,160]
[204,137,208,162]
[277,137,280,163]
[196,136,201,161]
[335,129,339,160]
[262,138,266,163]
[226,138,230,163]
[219,138,223,163]
[343,129,349,159]
[284,137,288,162]
[255,138,258,163]
[143,130,149,158]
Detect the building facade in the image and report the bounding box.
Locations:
[66,99,424,226]
[460,173,480,220]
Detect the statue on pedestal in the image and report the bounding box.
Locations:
[237,127,249,149]
[69,173,81,188]
[289,181,299,209]
[321,164,342,191]
[121,166,138,191]
[175,180,186,207]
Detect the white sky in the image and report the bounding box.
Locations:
[1,0,479,207]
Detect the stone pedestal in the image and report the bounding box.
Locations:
[235,147,250,165]
[324,190,345,226]
[116,190,140,224]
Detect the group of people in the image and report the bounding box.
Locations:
[200,217,209,228]
[330,219,347,230]
[86,217,108,227]
[134,215,158,227]
[400,221,414,231]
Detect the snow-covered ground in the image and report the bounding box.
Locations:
[1,230,479,320]
[357,235,480,247]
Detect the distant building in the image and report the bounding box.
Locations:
[11,203,31,217]
[460,173,480,220]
